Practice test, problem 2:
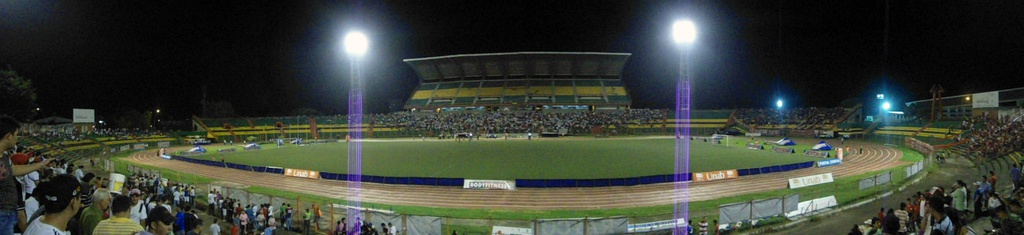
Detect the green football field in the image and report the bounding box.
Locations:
[188,137,826,180]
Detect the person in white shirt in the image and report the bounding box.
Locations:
[129,189,148,226]
[74,165,85,181]
[24,175,83,235]
[210,218,222,235]
[23,170,39,196]
[24,195,39,220]
[173,189,182,207]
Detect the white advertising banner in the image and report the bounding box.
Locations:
[788,173,834,189]
[463,179,516,190]
[73,109,95,123]
[627,218,687,233]
[972,91,999,108]
[785,195,838,217]
[492,226,533,235]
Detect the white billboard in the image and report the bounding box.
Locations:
[972,91,999,108]
[72,109,95,123]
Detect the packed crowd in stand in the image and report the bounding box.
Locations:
[961,110,1024,159]
[852,167,1024,235]
[368,109,667,135]
[735,107,846,128]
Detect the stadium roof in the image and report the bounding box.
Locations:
[403,52,631,82]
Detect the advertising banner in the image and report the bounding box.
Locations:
[773,147,795,154]
[972,91,999,108]
[217,148,237,153]
[133,143,147,150]
[627,218,687,233]
[788,173,834,189]
[492,226,533,235]
[746,143,764,150]
[817,159,842,168]
[157,142,171,148]
[463,179,516,190]
[803,150,830,158]
[693,169,738,182]
[72,109,95,123]
[120,145,130,151]
[284,168,319,179]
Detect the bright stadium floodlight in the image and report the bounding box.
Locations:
[776,100,783,109]
[344,31,369,57]
[671,18,697,235]
[673,20,697,45]
[883,102,892,111]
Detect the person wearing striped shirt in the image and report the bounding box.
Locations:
[93,194,145,235]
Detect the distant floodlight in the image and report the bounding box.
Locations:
[876,94,884,100]
[672,20,697,44]
[344,32,369,56]
[966,96,971,101]
[776,100,783,108]
[156,109,160,113]
[882,102,891,110]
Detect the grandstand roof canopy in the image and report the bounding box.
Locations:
[403,52,631,82]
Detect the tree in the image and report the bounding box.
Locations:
[113,110,148,129]
[0,65,39,121]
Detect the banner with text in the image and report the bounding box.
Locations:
[284,168,320,179]
[816,159,842,168]
[120,145,130,151]
[785,195,838,217]
[463,179,516,190]
[133,143,147,150]
[72,109,95,123]
[746,143,764,150]
[157,142,171,148]
[773,147,795,154]
[803,150,830,158]
[693,169,739,182]
[973,91,999,108]
[492,226,533,235]
[788,173,834,189]
[627,218,686,233]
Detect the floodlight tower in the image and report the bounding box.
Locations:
[672,19,696,234]
[344,31,368,210]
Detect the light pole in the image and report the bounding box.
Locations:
[344,31,368,212]
[672,19,696,234]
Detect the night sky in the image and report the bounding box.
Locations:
[3,0,1023,120]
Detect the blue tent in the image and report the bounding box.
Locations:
[812,141,833,151]
[187,144,206,153]
[775,138,796,146]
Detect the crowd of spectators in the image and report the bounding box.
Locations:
[735,107,846,128]
[853,168,1024,235]
[961,110,1024,159]
[367,109,667,135]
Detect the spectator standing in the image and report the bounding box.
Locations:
[23,174,82,235]
[1011,164,1022,191]
[138,206,176,235]
[210,218,220,235]
[2,116,55,235]
[80,188,112,235]
[93,194,145,234]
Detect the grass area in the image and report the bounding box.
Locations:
[192,137,825,179]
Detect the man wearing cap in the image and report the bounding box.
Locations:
[23,174,81,235]
[129,189,148,227]
[1,115,54,235]
[79,188,112,235]
[93,194,144,234]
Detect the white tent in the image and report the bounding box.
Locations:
[775,138,796,146]
[812,141,833,151]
